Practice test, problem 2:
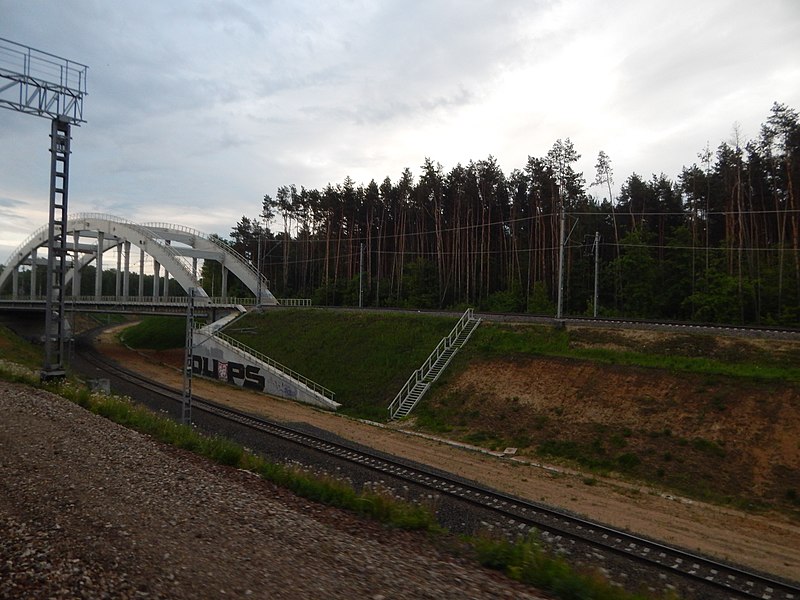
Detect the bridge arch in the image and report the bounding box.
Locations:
[0,213,277,304]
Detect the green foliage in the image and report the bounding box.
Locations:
[486,286,526,313]
[473,533,650,600]
[527,281,555,315]
[402,258,439,309]
[610,228,658,318]
[120,317,186,350]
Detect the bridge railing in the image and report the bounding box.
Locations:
[201,327,335,402]
[0,294,257,307]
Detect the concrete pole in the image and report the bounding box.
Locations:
[30,249,37,299]
[95,231,104,300]
[593,231,600,318]
[138,248,145,298]
[123,241,130,300]
[73,230,81,298]
[115,244,122,299]
[153,261,160,299]
[221,265,228,301]
[556,204,565,320]
[163,270,169,300]
[12,266,18,299]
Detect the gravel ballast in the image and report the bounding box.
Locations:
[0,380,543,599]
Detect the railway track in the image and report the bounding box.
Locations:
[77,345,800,600]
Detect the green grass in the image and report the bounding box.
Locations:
[467,323,800,382]
[472,533,655,600]
[229,309,456,420]
[120,316,186,350]
[0,324,42,369]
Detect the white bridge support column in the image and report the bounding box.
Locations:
[153,261,160,299]
[115,244,122,299]
[72,230,81,298]
[95,231,104,300]
[221,265,228,301]
[11,267,18,299]
[30,249,37,299]
[123,241,130,300]
[138,248,144,298]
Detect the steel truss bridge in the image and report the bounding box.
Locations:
[0,213,278,315]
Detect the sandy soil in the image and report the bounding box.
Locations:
[94,325,800,583]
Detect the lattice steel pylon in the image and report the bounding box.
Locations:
[0,37,88,380]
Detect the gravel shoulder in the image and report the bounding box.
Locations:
[0,380,545,599]
[92,326,800,584]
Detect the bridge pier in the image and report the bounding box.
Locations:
[221,265,228,301]
[138,248,144,298]
[95,231,104,300]
[153,261,161,299]
[11,267,18,299]
[30,249,37,299]
[123,241,130,300]
[115,245,122,299]
[73,230,81,298]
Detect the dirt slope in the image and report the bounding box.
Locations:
[427,354,800,509]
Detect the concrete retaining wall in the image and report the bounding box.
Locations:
[192,331,339,411]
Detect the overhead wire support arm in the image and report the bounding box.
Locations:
[0,37,88,124]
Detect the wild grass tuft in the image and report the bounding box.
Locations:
[472,532,653,600]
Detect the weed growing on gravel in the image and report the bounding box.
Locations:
[0,360,38,384]
[35,376,440,531]
[472,532,653,600]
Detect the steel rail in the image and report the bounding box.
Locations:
[78,347,800,600]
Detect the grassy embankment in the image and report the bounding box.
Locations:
[0,322,658,600]
[120,311,800,514]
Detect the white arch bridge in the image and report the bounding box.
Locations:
[0,213,280,314]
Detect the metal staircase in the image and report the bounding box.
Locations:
[388,308,481,420]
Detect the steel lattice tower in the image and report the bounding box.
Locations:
[0,37,88,379]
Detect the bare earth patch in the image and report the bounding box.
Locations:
[95,325,800,583]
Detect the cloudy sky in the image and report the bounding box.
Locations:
[1,0,799,263]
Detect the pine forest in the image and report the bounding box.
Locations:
[204,102,800,326]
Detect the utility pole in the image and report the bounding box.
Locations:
[0,38,88,380]
[593,231,600,318]
[556,203,566,320]
[256,233,262,306]
[359,242,364,308]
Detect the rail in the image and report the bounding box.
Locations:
[388,308,474,418]
[203,328,335,402]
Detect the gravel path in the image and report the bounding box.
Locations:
[0,380,544,599]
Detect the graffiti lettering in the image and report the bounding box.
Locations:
[193,355,265,391]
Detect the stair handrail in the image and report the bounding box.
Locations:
[388,308,474,419]
[200,328,335,402]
